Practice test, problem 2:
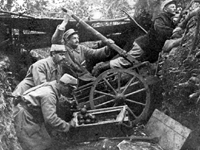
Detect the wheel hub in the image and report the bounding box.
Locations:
[115,93,125,104]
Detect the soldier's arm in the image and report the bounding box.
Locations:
[41,95,72,132]
[31,63,48,85]
[51,14,71,44]
[84,45,110,62]
[51,27,65,44]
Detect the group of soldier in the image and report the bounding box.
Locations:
[11,0,182,149]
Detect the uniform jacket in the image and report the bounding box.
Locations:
[135,12,176,62]
[12,56,62,96]
[51,26,110,75]
[110,11,176,68]
[14,81,71,150]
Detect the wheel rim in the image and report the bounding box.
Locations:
[89,68,151,124]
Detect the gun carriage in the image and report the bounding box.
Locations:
[0,9,157,127]
[59,8,157,126]
[1,2,200,146]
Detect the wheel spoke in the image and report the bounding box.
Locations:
[90,95,105,109]
[125,98,146,106]
[127,106,137,118]
[93,95,104,102]
[90,68,150,123]
[94,90,115,98]
[122,77,135,94]
[95,99,115,108]
[103,78,117,94]
[117,72,121,92]
[113,103,117,107]
[125,88,146,97]
[121,81,140,94]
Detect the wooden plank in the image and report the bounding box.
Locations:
[0,17,133,33]
[116,105,127,122]
[145,109,191,150]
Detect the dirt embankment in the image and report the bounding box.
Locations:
[160,10,200,150]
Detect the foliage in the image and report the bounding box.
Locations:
[0,0,194,22]
[1,0,199,149]
[0,55,22,150]
[160,5,200,149]
[0,0,137,19]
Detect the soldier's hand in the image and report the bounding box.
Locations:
[101,38,114,46]
[66,9,73,17]
[69,119,76,128]
[60,12,73,29]
[62,14,70,24]
[63,9,73,22]
[107,38,114,44]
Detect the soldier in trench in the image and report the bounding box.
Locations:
[14,73,78,150]
[12,44,66,97]
[51,11,114,83]
[92,0,180,76]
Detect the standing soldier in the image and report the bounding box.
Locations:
[12,44,66,96]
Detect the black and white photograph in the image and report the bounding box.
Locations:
[0,0,199,149]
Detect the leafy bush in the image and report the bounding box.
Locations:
[0,55,22,150]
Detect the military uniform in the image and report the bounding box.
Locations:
[110,11,176,68]
[52,26,110,75]
[12,56,62,96]
[14,80,74,150]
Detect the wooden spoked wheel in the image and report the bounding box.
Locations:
[89,68,151,124]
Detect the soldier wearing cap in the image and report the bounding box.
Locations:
[51,11,112,79]
[92,0,178,76]
[14,73,78,150]
[12,44,66,96]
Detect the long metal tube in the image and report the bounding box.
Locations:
[62,8,138,64]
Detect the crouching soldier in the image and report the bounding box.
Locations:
[14,73,78,150]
